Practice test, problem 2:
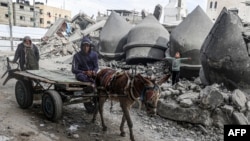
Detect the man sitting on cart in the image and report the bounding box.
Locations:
[71,36,99,92]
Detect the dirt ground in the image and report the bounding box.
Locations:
[0,51,223,141]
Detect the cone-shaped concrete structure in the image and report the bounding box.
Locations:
[124,14,170,64]
[99,12,132,59]
[169,6,213,78]
[201,8,250,90]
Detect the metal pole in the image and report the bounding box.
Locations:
[33,0,36,27]
[8,0,14,51]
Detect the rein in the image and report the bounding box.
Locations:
[129,76,158,102]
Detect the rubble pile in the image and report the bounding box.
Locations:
[98,59,250,128]
[201,8,250,91]
[158,82,250,127]
[168,6,213,78]
[39,34,78,58]
[37,13,98,58]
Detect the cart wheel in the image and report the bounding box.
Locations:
[42,90,62,121]
[84,98,96,113]
[15,80,33,109]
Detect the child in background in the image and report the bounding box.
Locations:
[163,51,191,85]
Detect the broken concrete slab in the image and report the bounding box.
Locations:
[71,12,95,30]
[200,89,224,110]
[43,18,67,38]
[124,14,170,64]
[179,99,193,108]
[99,12,132,59]
[169,6,213,78]
[232,111,249,125]
[232,89,247,110]
[212,108,232,128]
[157,99,212,126]
[201,8,250,91]
[68,20,106,43]
[177,92,199,102]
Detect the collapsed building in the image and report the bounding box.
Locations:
[37,13,104,58]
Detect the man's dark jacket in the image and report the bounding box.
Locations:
[13,42,39,71]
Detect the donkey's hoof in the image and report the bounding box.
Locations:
[102,126,107,131]
[120,132,126,137]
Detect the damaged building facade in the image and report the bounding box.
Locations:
[206,0,250,22]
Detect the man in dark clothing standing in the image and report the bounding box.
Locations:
[72,36,99,84]
[13,36,39,71]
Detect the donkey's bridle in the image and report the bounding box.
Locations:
[129,75,159,102]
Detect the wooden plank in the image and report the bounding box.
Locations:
[14,71,56,84]
[26,69,92,86]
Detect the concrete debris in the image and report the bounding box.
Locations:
[124,14,170,64]
[157,80,249,127]
[98,55,249,128]
[37,13,101,58]
[201,8,250,91]
[221,105,234,116]
[69,20,106,43]
[231,89,247,111]
[169,6,213,79]
[232,111,249,125]
[43,18,68,38]
[200,89,224,110]
[157,100,212,126]
[99,11,132,59]
[71,13,95,30]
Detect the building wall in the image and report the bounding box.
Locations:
[36,4,71,28]
[0,0,10,25]
[206,0,250,22]
[163,0,187,24]
[12,3,40,27]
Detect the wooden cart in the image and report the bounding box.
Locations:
[3,69,97,121]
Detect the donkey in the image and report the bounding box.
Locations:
[92,68,161,141]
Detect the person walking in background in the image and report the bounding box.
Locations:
[71,36,99,91]
[163,51,191,86]
[12,36,39,71]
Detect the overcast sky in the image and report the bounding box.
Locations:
[29,0,207,18]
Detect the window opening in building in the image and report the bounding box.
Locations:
[20,16,25,21]
[30,18,34,21]
[30,7,34,11]
[214,1,217,9]
[5,14,8,18]
[20,5,24,9]
[47,12,51,17]
[40,9,43,14]
[47,21,51,24]
[210,1,213,9]
[1,2,8,7]
[40,18,44,24]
